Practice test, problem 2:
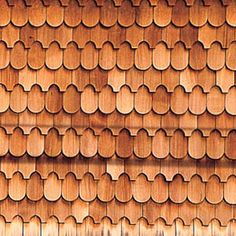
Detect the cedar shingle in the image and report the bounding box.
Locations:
[80,173,97,202]
[62,173,79,201]
[55,24,73,49]
[188,130,206,159]
[208,0,225,27]
[27,128,44,157]
[99,42,116,70]
[216,67,234,93]
[206,175,224,204]
[28,0,46,27]
[10,128,26,157]
[63,42,80,70]
[136,0,153,27]
[18,108,36,134]
[27,85,45,113]
[82,0,100,27]
[154,0,172,27]
[133,174,151,202]
[188,175,205,204]
[81,85,98,114]
[0,0,10,27]
[169,174,187,203]
[153,42,170,70]
[153,86,170,114]
[46,0,63,27]
[100,0,117,27]
[206,130,224,159]
[45,42,62,70]
[51,110,69,133]
[134,86,152,114]
[134,129,151,158]
[90,111,107,134]
[0,173,8,200]
[170,86,188,115]
[11,0,28,27]
[81,42,98,70]
[226,86,236,115]
[171,42,188,70]
[125,110,142,135]
[45,85,62,113]
[224,175,236,204]
[225,131,236,159]
[10,42,26,70]
[108,25,124,49]
[98,85,116,114]
[62,128,79,157]
[0,128,8,156]
[216,112,234,137]
[118,0,135,27]
[28,42,45,70]
[0,85,9,113]
[143,111,161,136]
[124,199,142,224]
[0,0,234,232]
[152,174,168,203]
[55,67,72,91]
[126,67,143,91]
[97,173,114,202]
[44,129,62,157]
[98,129,115,158]
[226,1,236,26]
[189,86,206,115]
[64,0,81,27]
[179,111,197,136]
[189,0,207,27]
[170,130,187,158]
[207,42,225,70]
[172,0,189,27]
[162,111,179,136]
[215,202,233,227]
[180,68,196,92]
[0,42,9,69]
[90,67,108,91]
[116,86,134,114]
[44,172,61,201]
[63,85,80,114]
[207,86,225,115]
[80,129,97,157]
[144,24,162,48]
[9,172,26,201]
[135,42,152,70]
[27,172,44,201]
[180,23,198,48]
[152,130,169,158]
[116,129,133,158]
[189,42,206,70]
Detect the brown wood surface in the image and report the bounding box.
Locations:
[0,0,235,235]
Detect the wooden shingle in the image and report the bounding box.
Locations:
[0,0,234,233]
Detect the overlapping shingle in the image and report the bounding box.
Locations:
[0,0,235,234]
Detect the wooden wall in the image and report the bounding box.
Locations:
[0,0,235,235]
